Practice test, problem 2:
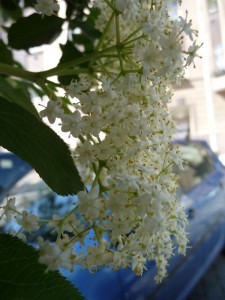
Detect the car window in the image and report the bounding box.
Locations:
[6,169,51,211]
[29,193,76,220]
[0,169,78,240]
[174,142,215,193]
[0,154,31,191]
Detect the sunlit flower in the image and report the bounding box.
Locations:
[39,98,63,124]
[34,0,59,16]
[16,211,39,232]
[0,197,16,221]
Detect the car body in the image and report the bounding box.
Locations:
[0,151,32,203]
[1,140,225,300]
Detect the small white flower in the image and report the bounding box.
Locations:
[78,189,100,220]
[170,147,184,170]
[186,41,203,67]
[10,230,27,241]
[132,254,147,276]
[16,211,39,232]
[65,79,90,98]
[93,140,116,161]
[39,98,63,124]
[76,140,97,164]
[48,213,81,234]
[85,243,113,268]
[113,251,129,269]
[79,91,104,115]
[61,110,82,138]
[38,240,72,271]
[107,191,128,217]
[34,0,59,16]
[80,115,104,137]
[0,197,16,221]
[178,11,198,41]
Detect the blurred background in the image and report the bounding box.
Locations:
[1,1,225,299]
[168,0,225,162]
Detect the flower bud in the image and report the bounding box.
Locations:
[115,0,126,13]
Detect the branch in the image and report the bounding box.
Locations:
[0,63,40,83]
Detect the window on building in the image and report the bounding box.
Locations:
[208,0,218,13]
[208,0,225,75]
[168,0,179,19]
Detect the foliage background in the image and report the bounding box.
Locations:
[0,1,97,298]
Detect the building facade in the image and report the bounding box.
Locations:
[170,0,225,154]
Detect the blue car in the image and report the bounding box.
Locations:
[0,151,32,203]
[2,140,225,300]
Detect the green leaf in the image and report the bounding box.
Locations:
[72,8,101,40]
[8,14,64,50]
[0,76,39,119]
[0,40,14,64]
[0,233,84,300]
[58,41,84,85]
[72,34,94,53]
[65,0,89,20]
[18,79,46,99]
[1,0,20,10]
[0,97,83,195]
[0,0,22,20]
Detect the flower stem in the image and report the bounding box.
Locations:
[36,79,55,99]
[38,45,118,78]
[122,27,142,44]
[115,14,124,73]
[95,11,115,51]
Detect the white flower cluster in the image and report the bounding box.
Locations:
[2,0,200,282]
[0,197,40,241]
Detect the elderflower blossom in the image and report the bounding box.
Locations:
[34,0,60,16]
[186,41,203,67]
[2,0,201,283]
[0,197,16,221]
[178,11,198,41]
[16,211,39,232]
[38,237,72,271]
[39,98,63,124]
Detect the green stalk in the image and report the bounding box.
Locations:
[36,79,55,99]
[0,46,121,84]
[38,45,118,78]
[92,164,104,187]
[50,68,91,77]
[115,14,124,72]
[103,0,116,11]
[122,27,143,44]
[0,63,58,101]
[95,11,115,52]
[123,34,144,46]
[0,63,40,82]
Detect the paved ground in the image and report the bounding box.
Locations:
[187,255,225,300]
